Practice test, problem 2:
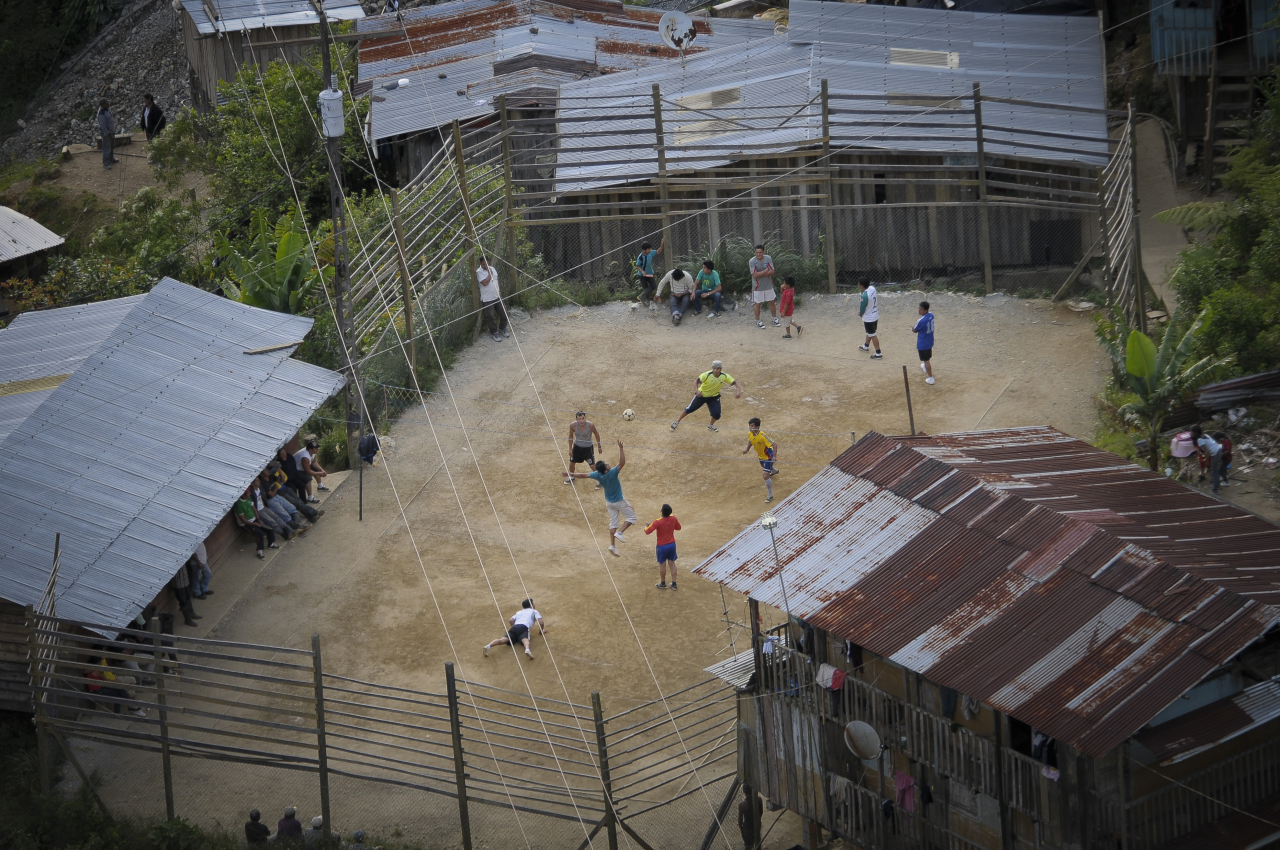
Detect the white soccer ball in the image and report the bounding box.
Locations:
[630,302,639,311]
[622,409,636,421]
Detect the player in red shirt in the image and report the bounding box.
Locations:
[644,504,682,590]
[780,276,802,339]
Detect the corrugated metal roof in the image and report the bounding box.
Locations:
[0,279,344,633]
[359,0,774,141]
[0,296,142,443]
[180,0,364,36]
[692,427,1280,757]
[552,0,1108,192]
[1135,677,1280,764]
[0,206,65,263]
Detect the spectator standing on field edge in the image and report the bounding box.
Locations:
[749,245,780,328]
[670,360,741,432]
[645,504,682,589]
[1190,425,1225,493]
[566,411,603,485]
[477,256,509,341]
[912,301,936,384]
[636,239,664,310]
[780,276,802,339]
[858,278,882,358]
[98,100,119,170]
[562,441,636,556]
[139,94,166,140]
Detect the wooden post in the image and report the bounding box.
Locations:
[25,605,51,796]
[1096,165,1114,299]
[499,95,517,281]
[451,121,482,337]
[445,662,474,850]
[902,365,916,436]
[151,616,175,820]
[592,692,620,850]
[820,80,838,293]
[389,189,416,373]
[651,84,673,264]
[311,635,333,839]
[1127,104,1148,334]
[1118,746,1130,850]
[993,711,1012,850]
[749,598,762,691]
[1203,44,1218,194]
[972,83,994,294]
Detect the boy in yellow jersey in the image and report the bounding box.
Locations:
[741,417,780,502]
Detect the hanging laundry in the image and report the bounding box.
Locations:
[830,668,846,690]
[816,663,838,689]
[894,771,916,813]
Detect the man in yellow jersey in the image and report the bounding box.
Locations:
[670,360,741,432]
[741,417,780,502]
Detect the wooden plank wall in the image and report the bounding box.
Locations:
[0,600,31,712]
[182,13,314,112]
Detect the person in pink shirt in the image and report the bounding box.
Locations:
[645,504,682,589]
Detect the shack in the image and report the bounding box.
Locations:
[0,206,64,318]
[695,427,1280,850]
[0,279,344,711]
[178,0,365,111]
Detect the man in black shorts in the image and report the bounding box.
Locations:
[483,599,545,659]
[566,411,603,485]
[670,360,741,432]
[857,278,882,359]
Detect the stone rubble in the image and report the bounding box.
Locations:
[2,1,191,163]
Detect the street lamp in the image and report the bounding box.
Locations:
[760,511,794,620]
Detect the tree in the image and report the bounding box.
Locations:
[216,208,332,314]
[1097,310,1232,471]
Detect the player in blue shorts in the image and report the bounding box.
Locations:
[742,417,780,502]
[644,504,682,589]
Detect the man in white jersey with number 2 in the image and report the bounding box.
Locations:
[857,278,882,359]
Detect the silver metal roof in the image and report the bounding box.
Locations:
[180,0,364,36]
[553,0,1108,192]
[0,296,142,443]
[0,279,344,632]
[359,0,775,142]
[0,206,65,263]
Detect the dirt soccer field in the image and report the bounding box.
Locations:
[206,289,1107,702]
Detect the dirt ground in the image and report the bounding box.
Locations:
[204,289,1108,703]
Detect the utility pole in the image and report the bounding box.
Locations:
[313,0,361,469]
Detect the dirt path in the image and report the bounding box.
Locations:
[1135,119,1194,312]
[204,290,1108,704]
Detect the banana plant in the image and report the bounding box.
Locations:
[1103,310,1233,471]
[217,208,332,314]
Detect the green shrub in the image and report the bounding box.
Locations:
[318,424,350,471]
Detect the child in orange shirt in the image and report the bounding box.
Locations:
[645,504,682,589]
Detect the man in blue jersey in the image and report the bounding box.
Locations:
[911,301,936,385]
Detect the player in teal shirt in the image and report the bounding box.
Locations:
[692,260,723,318]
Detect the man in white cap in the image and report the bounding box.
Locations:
[303,815,339,845]
[670,360,740,432]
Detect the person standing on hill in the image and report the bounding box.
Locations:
[97,100,119,170]
[645,504,682,589]
[635,238,664,310]
[749,245,779,329]
[477,256,509,341]
[139,94,166,141]
[911,300,936,384]
[858,278,882,359]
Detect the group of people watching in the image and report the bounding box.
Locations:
[246,808,375,849]
[233,440,330,560]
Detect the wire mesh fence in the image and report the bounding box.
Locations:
[27,610,743,849]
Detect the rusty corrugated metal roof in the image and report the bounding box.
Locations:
[1135,677,1280,764]
[692,426,1280,757]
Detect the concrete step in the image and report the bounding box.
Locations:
[1215,119,1249,128]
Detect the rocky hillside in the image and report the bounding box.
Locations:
[1,0,190,164]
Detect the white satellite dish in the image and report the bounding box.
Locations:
[843,721,882,760]
[659,10,698,53]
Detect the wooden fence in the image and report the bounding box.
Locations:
[25,609,738,850]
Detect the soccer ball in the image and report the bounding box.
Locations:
[629,302,639,311]
[622,409,636,421]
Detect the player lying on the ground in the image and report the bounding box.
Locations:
[483,599,545,659]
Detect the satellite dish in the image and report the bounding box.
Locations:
[659,11,698,53]
[843,721,882,760]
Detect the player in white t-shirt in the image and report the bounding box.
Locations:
[857,278,882,359]
[483,599,545,659]
[477,256,509,342]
